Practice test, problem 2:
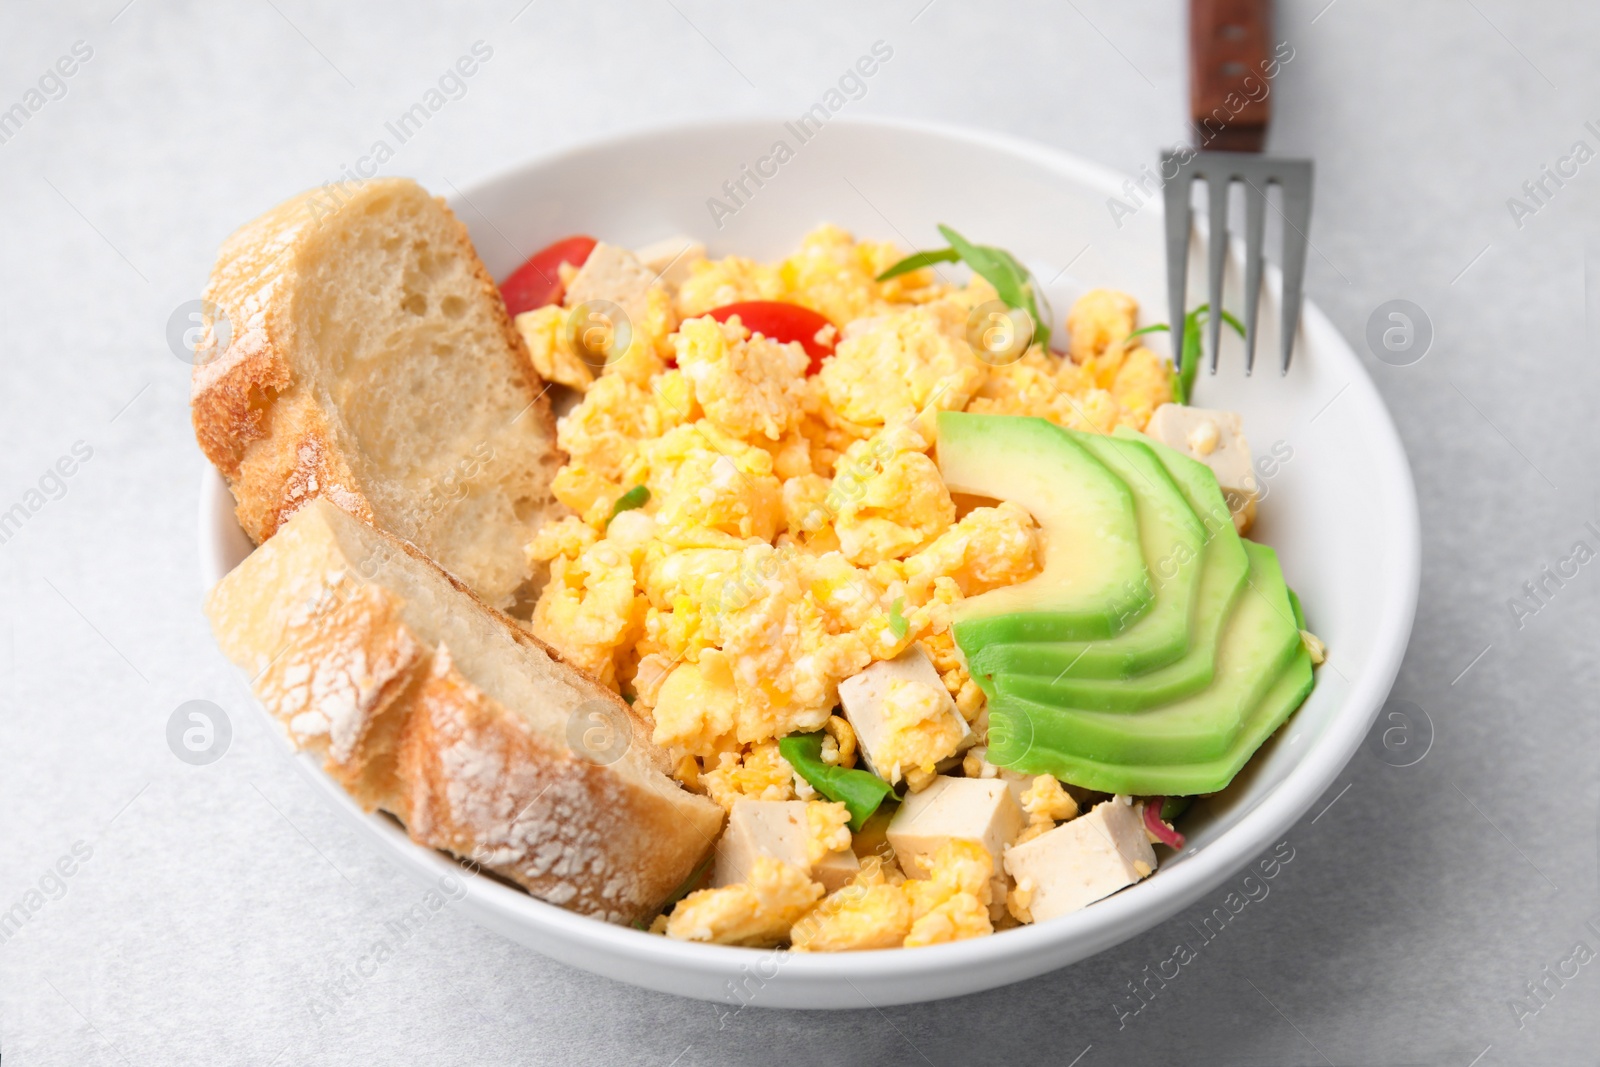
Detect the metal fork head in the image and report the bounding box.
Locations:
[1159,149,1313,376]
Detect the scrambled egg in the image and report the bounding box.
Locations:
[828,424,954,566]
[817,299,990,434]
[1021,774,1079,823]
[1065,287,1138,361]
[791,855,911,952]
[806,801,853,862]
[903,839,995,947]
[701,739,798,811]
[526,520,640,688]
[675,224,935,325]
[901,500,1039,602]
[789,840,993,951]
[665,855,823,946]
[1016,774,1080,845]
[674,316,809,443]
[517,286,677,393]
[523,226,1173,949]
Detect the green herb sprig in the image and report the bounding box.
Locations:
[605,485,650,528]
[888,597,909,640]
[878,224,1051,352]
[1125,304,1246,405]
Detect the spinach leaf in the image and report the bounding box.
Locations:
[778,731,894,831]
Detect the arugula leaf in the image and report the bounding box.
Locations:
[1175,309,1203,405]
[876,247,961,281]
[1125,323,1170,341]
[937,226,1018,301]
[874,226,1051,352]
[937,225,1051,352]
[888,597,908,639]
[605,485,650,528]
[778,731,894,831]
[1128,305,1246,405]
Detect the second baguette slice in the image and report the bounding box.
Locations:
[206,498,723,924]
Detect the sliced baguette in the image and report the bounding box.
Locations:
[207,498,722,924]
[192,177,562,609]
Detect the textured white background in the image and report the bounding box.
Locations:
[1,1,1597,1064]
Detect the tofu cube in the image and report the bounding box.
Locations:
[1146,403,1258,533]
[1002,795,1157,923]
[713,800,859,894]
[887,776,1023,900]
[563,241,656,335]
[839,644,972,784]
[633,235,706,292]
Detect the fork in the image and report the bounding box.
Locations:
[1161,151,1313,375]
[1161,0,1314,375]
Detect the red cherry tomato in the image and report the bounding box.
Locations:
[500,235,597,316]
[706,301,835,375]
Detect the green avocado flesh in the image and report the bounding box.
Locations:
[984,542,1306,794]
[968,429,1249,689]
[937,412,1315,796]
[938,412,1151,643]
[991,542,1301,760]
[989,647,1314,796]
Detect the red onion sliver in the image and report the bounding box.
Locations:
[1143,798,1186,849]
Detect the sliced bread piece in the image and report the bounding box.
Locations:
[191,177,563,609]
[206,498,723,924]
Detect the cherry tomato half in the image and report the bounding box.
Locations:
[706,301,835,375]
[500,235,597,317]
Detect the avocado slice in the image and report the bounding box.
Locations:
[968,431,1249,689]
[1196,644,1314,785]
[938,412,1152,643]
[1287,586,1308,629]
[991,541,1301,753]
[985,541,1311,795]
[988,649,1314,796]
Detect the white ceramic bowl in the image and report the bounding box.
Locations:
[199,117,1419,1009]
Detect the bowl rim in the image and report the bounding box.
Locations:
[200,113,1421,993]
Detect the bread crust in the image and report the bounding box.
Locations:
[256,581,425,811]
[207,499,722,925]
[396,649,717,921]
[191,178,562,598]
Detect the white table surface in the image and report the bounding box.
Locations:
[2,1,1596,1063]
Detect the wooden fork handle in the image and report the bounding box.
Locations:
[1189,0,1273,152]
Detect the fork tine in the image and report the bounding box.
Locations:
[1239,176,1268,376]
[1160,150,1194,371]
[1204,172,1230,373]
[1274,160,1314,373]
